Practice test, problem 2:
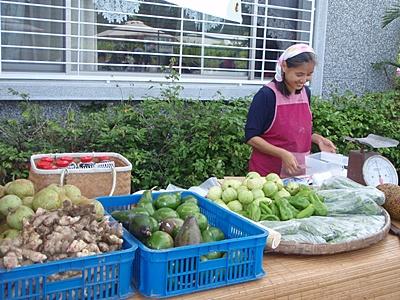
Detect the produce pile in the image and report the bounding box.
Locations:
[0,179,123,270]
[205,174,388,245]
[111,191,225,258]
[206,172,328,222]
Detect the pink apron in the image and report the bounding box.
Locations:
[248,82,312,177]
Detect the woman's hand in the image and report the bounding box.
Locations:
[313,134,336,153]
[280,150,302,175]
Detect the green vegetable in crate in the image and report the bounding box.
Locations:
[275,198,294,221]
[176,202,200,220]
[193,212,208,231]
[129,207,150,216]
[146,231,174,250]
[288,195,310,210]
[136,201,155,216]
[111,210,135,228]
[154,193,181,210]
[139,190,153,203]
[148,216,159,232]
[152,207,179,222]
[159,218,184,238]
[309,192,328,216]
[129,214,153,241]
[181,195,198,205]
[205,251,223,260]
[296,204,315,219]
[201,226,225,243]
[174,216,202,247]
[246,202,261,221]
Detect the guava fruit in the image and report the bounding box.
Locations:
[32,187,62,211]
[62,184,82,204]
[222,179,241,190]
[246,177,266,190]
[238,190,254,205]
[0,195,22,216]
[0,229,20,240]
[221,187,237,203]
[251,189,265,200]
[265,173,284,190]
[236,185,249,193]
[6,179,35,199]
[0,185,5,198]
[286,182,300,196]
[22,196,34,209]
[262,181,278,197]
[227,200,243,212]
[273,189,291,200]
[7,205,35,230]
[246,171,261,179]
[206,186,223,201]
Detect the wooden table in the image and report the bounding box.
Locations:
[133,232,400,299]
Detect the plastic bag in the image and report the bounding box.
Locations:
[260,215,386,244]
[317,189,383,215]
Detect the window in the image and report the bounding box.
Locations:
[0,0,315,82]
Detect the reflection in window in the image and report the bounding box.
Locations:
[1,0,65,72]
[0,0,315,81]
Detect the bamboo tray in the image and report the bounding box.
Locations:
[267,209,391,255]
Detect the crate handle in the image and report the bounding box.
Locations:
[200,251,227,262]
[46,269,83,282]
[60,166,117,196]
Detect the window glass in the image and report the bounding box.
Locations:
[0,0,315,80]
[1,0,65,72]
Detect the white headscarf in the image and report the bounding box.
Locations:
[275,44,315,82]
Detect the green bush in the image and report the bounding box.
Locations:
[311,90,400,167]
[0,89,399,190]
[0,98,251,190]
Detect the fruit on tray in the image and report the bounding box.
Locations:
[205,171,328,222]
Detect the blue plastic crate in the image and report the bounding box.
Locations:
[0,232,137,300]
[98,191,268,298]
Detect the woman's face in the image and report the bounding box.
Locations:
[282,61,315,94]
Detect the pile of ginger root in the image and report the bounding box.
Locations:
[0,200,123,269]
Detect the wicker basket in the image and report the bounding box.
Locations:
[28,152,132,198]
[266,209,391,255]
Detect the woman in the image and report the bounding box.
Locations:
[245,44,336,177]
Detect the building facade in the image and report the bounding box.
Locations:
[0,0,399,101]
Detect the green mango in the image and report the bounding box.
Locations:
[201,226,225,243]
[154,193,181,210]
[176,202,200,220]
[146,231,174,250]
[152,207,179,222]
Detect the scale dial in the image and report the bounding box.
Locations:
[362,155,398,187]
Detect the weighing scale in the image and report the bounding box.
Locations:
[345,134,399,187]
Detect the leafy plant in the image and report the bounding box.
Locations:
[373,1,400,87]
[0,86,399,188]
[382,1,400,28]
